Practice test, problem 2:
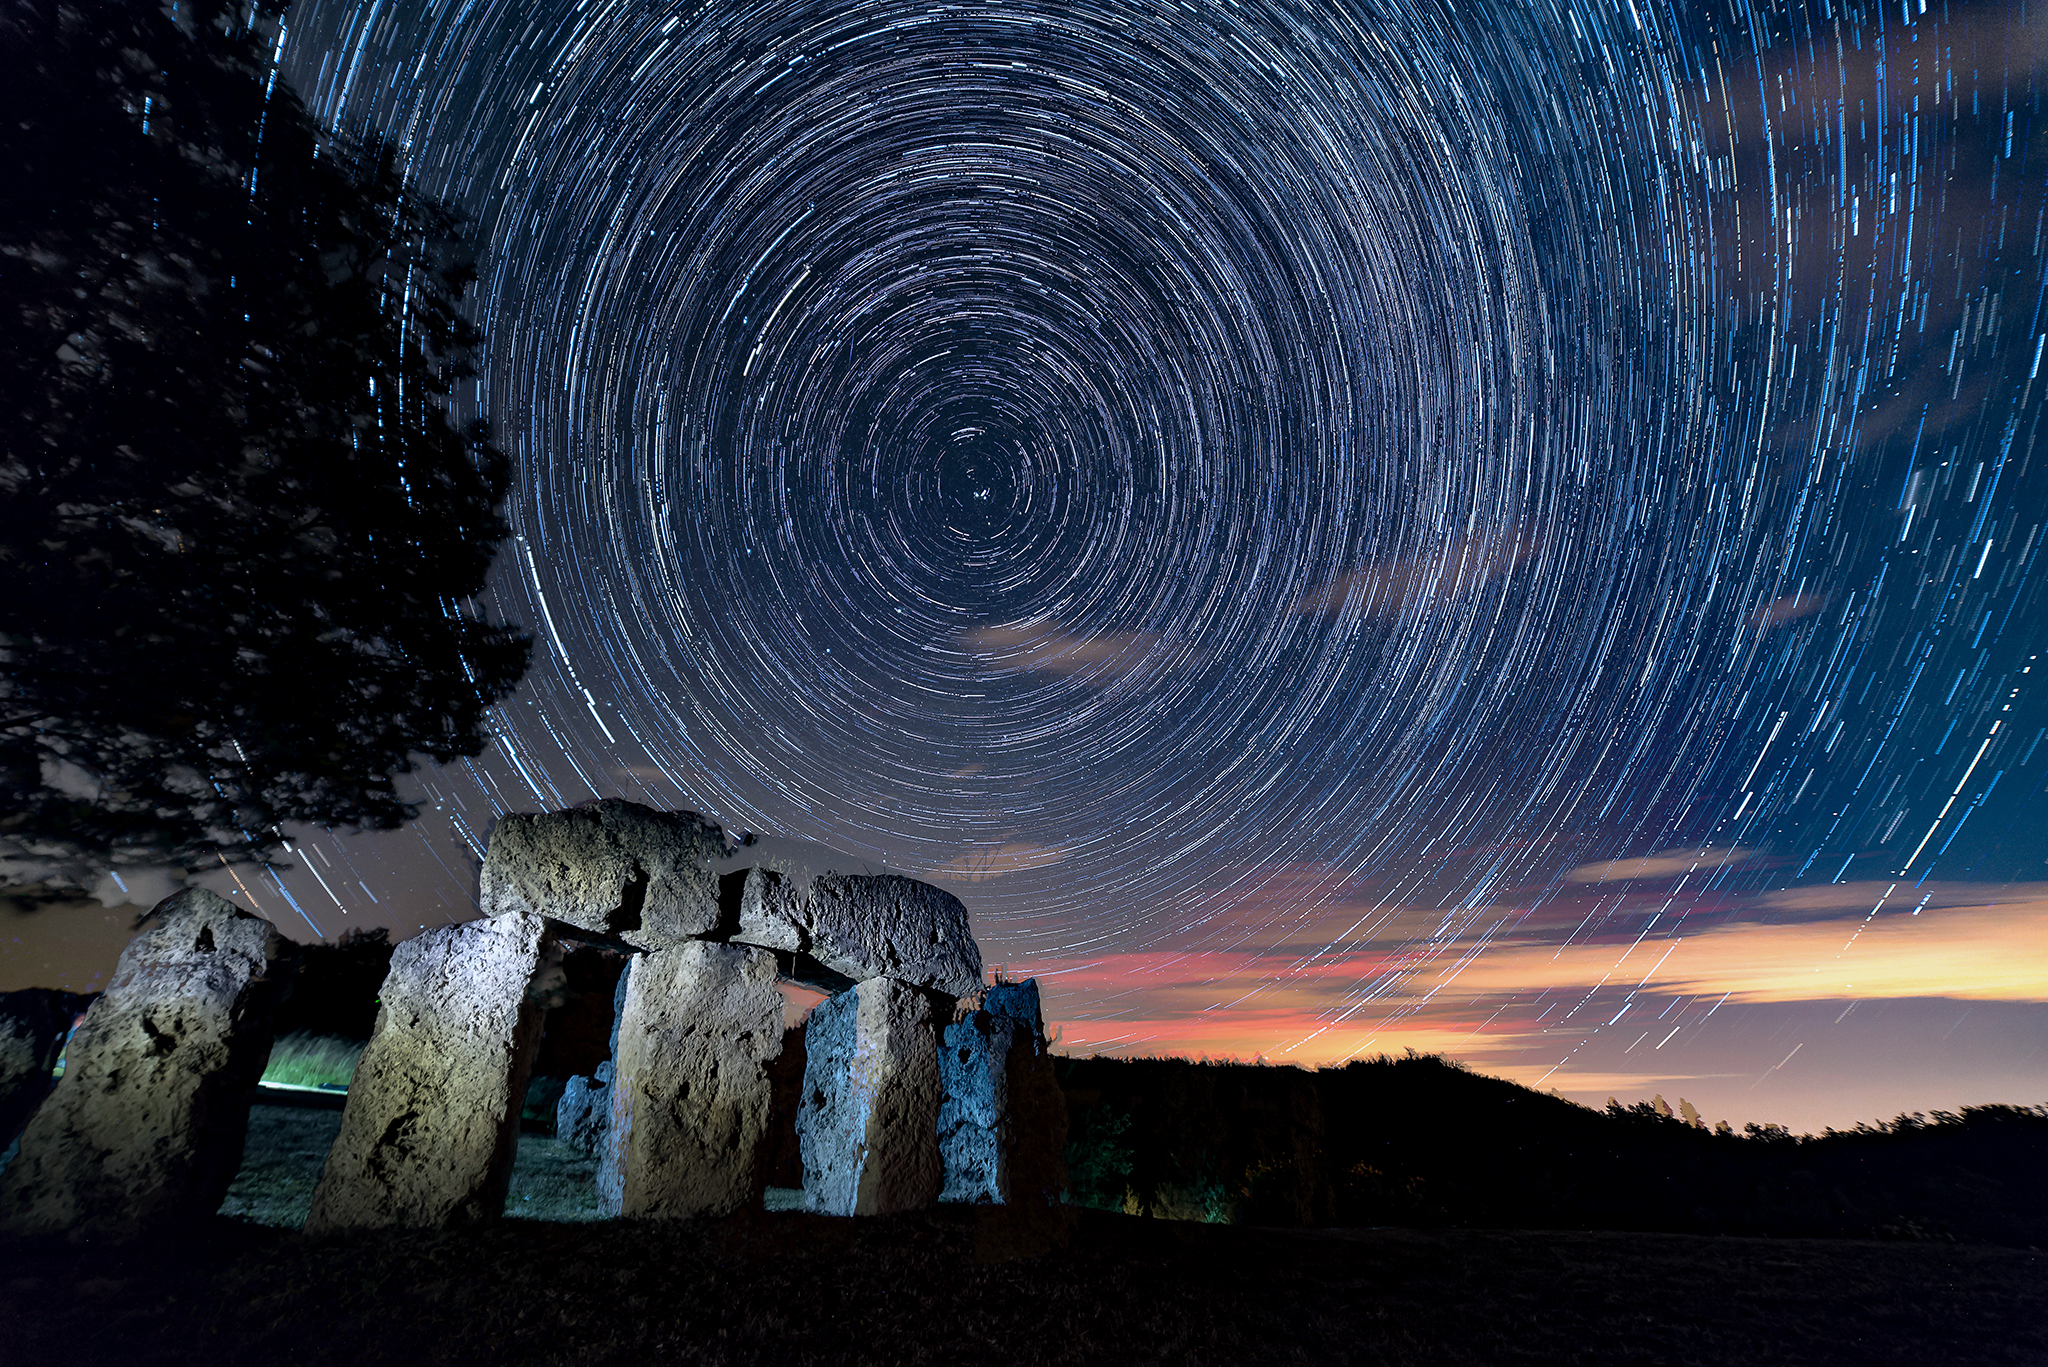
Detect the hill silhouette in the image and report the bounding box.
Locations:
[1057,1052,2048,1246]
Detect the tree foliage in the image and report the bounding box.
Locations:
[0,0,531,882]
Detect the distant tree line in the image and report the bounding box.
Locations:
[1057,1052,2048,1246]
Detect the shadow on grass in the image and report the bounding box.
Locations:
[220,1102,606,1227]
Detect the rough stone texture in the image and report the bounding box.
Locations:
[799,977,943,1216]
[984,980,1045,1034]
[599,942,784,1218]
[555,1061,611,1155]
[937,979,1067,1211]
[479,800,727,950]
[733,870,981,997]
[305,912,558,1233]
[0,890,291,1239]
[0,988,94,1152]
[733,867,806,953]
[937,1011,1021,1204]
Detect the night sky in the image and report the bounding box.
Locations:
[11,0,2045,1135]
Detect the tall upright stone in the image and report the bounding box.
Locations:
[0,889,291,1240]
[798,977,943,1216]
[938,978,1067,1209]
[599,941,785,1218]
[479,799,727,950]
[305,911,558,1233]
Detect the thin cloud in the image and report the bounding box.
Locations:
[928,842,1068,883]
[1293,532,1536,621]
[1751,594,1825,629]
[958,620,1163,679]
[1565,846,1759,884]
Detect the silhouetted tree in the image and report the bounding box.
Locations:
[0,0,530,884]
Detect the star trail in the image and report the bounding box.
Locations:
[36,0,2043,1132]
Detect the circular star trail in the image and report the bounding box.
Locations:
[265,0,2047,1073]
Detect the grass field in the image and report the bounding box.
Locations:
[220,1099,607,1226]
[257,1033,365,1091]
[1,1200,2040,1366]
[20,1100,2016,1365]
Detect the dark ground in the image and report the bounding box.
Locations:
[0,1206,2041,1366]
[4,1080,2042,1364]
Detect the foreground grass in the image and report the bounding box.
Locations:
[0,1208,2040,1367]
[13,1100,2041,1365]
[221,1100,606,1227]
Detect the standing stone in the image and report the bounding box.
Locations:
[555,1060,612,1156]
[799,977,943,1216]
[305,911,558,1233]
[938,979,1067,1209]
[733,871,981,997]
[600,941,784,1218]
[0,988,94,1152]
[479,799,727,950]
[0,890,291,1239]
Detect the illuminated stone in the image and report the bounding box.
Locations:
[480,799,726,951]
[798,977,943,1216]
[0,889,291,1239]
[598,941,784,1218]
[732,870,981,998]
[305,911,557,1232]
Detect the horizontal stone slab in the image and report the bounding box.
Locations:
[481,800,727,951]
[731,869,981,997]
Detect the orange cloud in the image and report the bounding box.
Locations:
[1448,890,2048,1004]
[1055,1008,1512,1066]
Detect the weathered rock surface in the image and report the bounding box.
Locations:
[0,890,291,1239]
[555,1061,611,1156]
[732,870,981,997]
[0,988,94,1151]
[984,980,1046,1034]
[480,800,727,950]
[732,866,806,953]
[305,912,558,1233]
[938,978,1067,1209]
[600,942,784,1218]
[799,977,943,1216]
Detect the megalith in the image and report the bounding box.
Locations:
[798,976,943,1215]
[305,911,558,1233]
[938,979,1068,1209]
[480,799,727,950]
[599,941,785,1218]
[733,869,981,997]
[555,1061,612,1156]
[0,987,94,1152]
[0,889,292,1240]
